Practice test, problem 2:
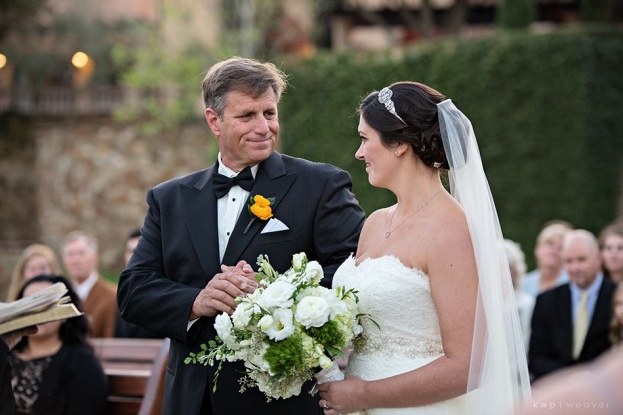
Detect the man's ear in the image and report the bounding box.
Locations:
[205,108,220,137]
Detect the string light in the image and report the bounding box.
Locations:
[71,51,89,68]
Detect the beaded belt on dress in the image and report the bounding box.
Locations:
[353,334,444,358]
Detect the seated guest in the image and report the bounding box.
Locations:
[609,282,623,346]
[7,244,61,301]
[529,230,615,382]
[504,238,535,351]
[9,275,107,415]
[115,228,161,339]
[599,221,623,284]
[522,220,573,297]
[1,328,37,415]
[61,231,117,338]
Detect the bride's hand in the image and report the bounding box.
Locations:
[317,375,367,414]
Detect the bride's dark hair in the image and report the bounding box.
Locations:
[358,81,449,169]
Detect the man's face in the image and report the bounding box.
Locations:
[205,88,279,172]
[563,236,602,289]
[62,238,97,284]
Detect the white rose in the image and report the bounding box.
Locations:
[328,297,348,318]
[295,296,330,329]
[214,313,235,346]
[303,261,323,284]
[292,252,306,272]
[257,280,295,309]
[265,308,295,341]
[258,314,274,332]
[232,302,254,329]
[282,268,297,283]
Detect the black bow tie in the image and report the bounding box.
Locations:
[213,166,254,198]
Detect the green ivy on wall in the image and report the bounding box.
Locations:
[279,26,623,269]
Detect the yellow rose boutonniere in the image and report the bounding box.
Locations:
[244,194,276,234]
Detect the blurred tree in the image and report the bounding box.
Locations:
[581,0,616,22]
[0,0,47,42]
[444,0,469,36]
[497,0,536,29]
[110,19,213,135]
[220,0,288,59]
[111,0,317,133]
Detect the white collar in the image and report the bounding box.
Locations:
[217,153,258,178]
[74,271,99,301]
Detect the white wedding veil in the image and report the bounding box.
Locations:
[437,99,532,414]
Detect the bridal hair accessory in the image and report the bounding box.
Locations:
[433,162,442,168]
[385,189,442,238]
[437,99,531,413]
[378,87,406,124]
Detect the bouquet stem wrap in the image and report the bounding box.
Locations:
[314,360,344,384]
[312,361,368,415]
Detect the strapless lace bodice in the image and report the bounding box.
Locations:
[334,255,442,355]
[333,255,466,415]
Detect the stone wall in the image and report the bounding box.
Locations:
[0,115,212,298]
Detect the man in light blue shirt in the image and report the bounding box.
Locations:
[528,230,615,381]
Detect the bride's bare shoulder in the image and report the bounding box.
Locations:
[428,199,472,252]
[363,206,392,228]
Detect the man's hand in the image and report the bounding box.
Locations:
[1,326,38,350]
[190,260,258,319]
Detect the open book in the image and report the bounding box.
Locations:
[0,281,82,335]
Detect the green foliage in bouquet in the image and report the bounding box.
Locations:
[185,252,369,401]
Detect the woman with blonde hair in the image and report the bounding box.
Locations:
[7,244,61,301]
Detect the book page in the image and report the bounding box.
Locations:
[0,302,82,335]
[0,282,67,324]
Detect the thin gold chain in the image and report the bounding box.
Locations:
[385,189,442,238]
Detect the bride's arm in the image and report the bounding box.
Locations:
[318,212,478,413]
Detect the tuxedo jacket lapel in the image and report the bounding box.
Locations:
[180,166,221,281]
[222,152,296,266]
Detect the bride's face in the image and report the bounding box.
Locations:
[356,116,394,188]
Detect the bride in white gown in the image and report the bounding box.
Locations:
[317,82,531,415]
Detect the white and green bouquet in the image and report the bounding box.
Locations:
[185,252,364,401]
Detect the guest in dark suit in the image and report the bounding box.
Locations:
[117,57,365,415]
[529,229,615,382]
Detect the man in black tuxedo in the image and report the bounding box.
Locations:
[117,57,365,415]
[529,229,615,382]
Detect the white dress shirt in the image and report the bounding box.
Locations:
[74,271,99,301]
[187,154,258,331]
[216,153,258,262]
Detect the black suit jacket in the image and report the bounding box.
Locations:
[0,339,15,415]
[528,277,615,381]
[118,152,365,415]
